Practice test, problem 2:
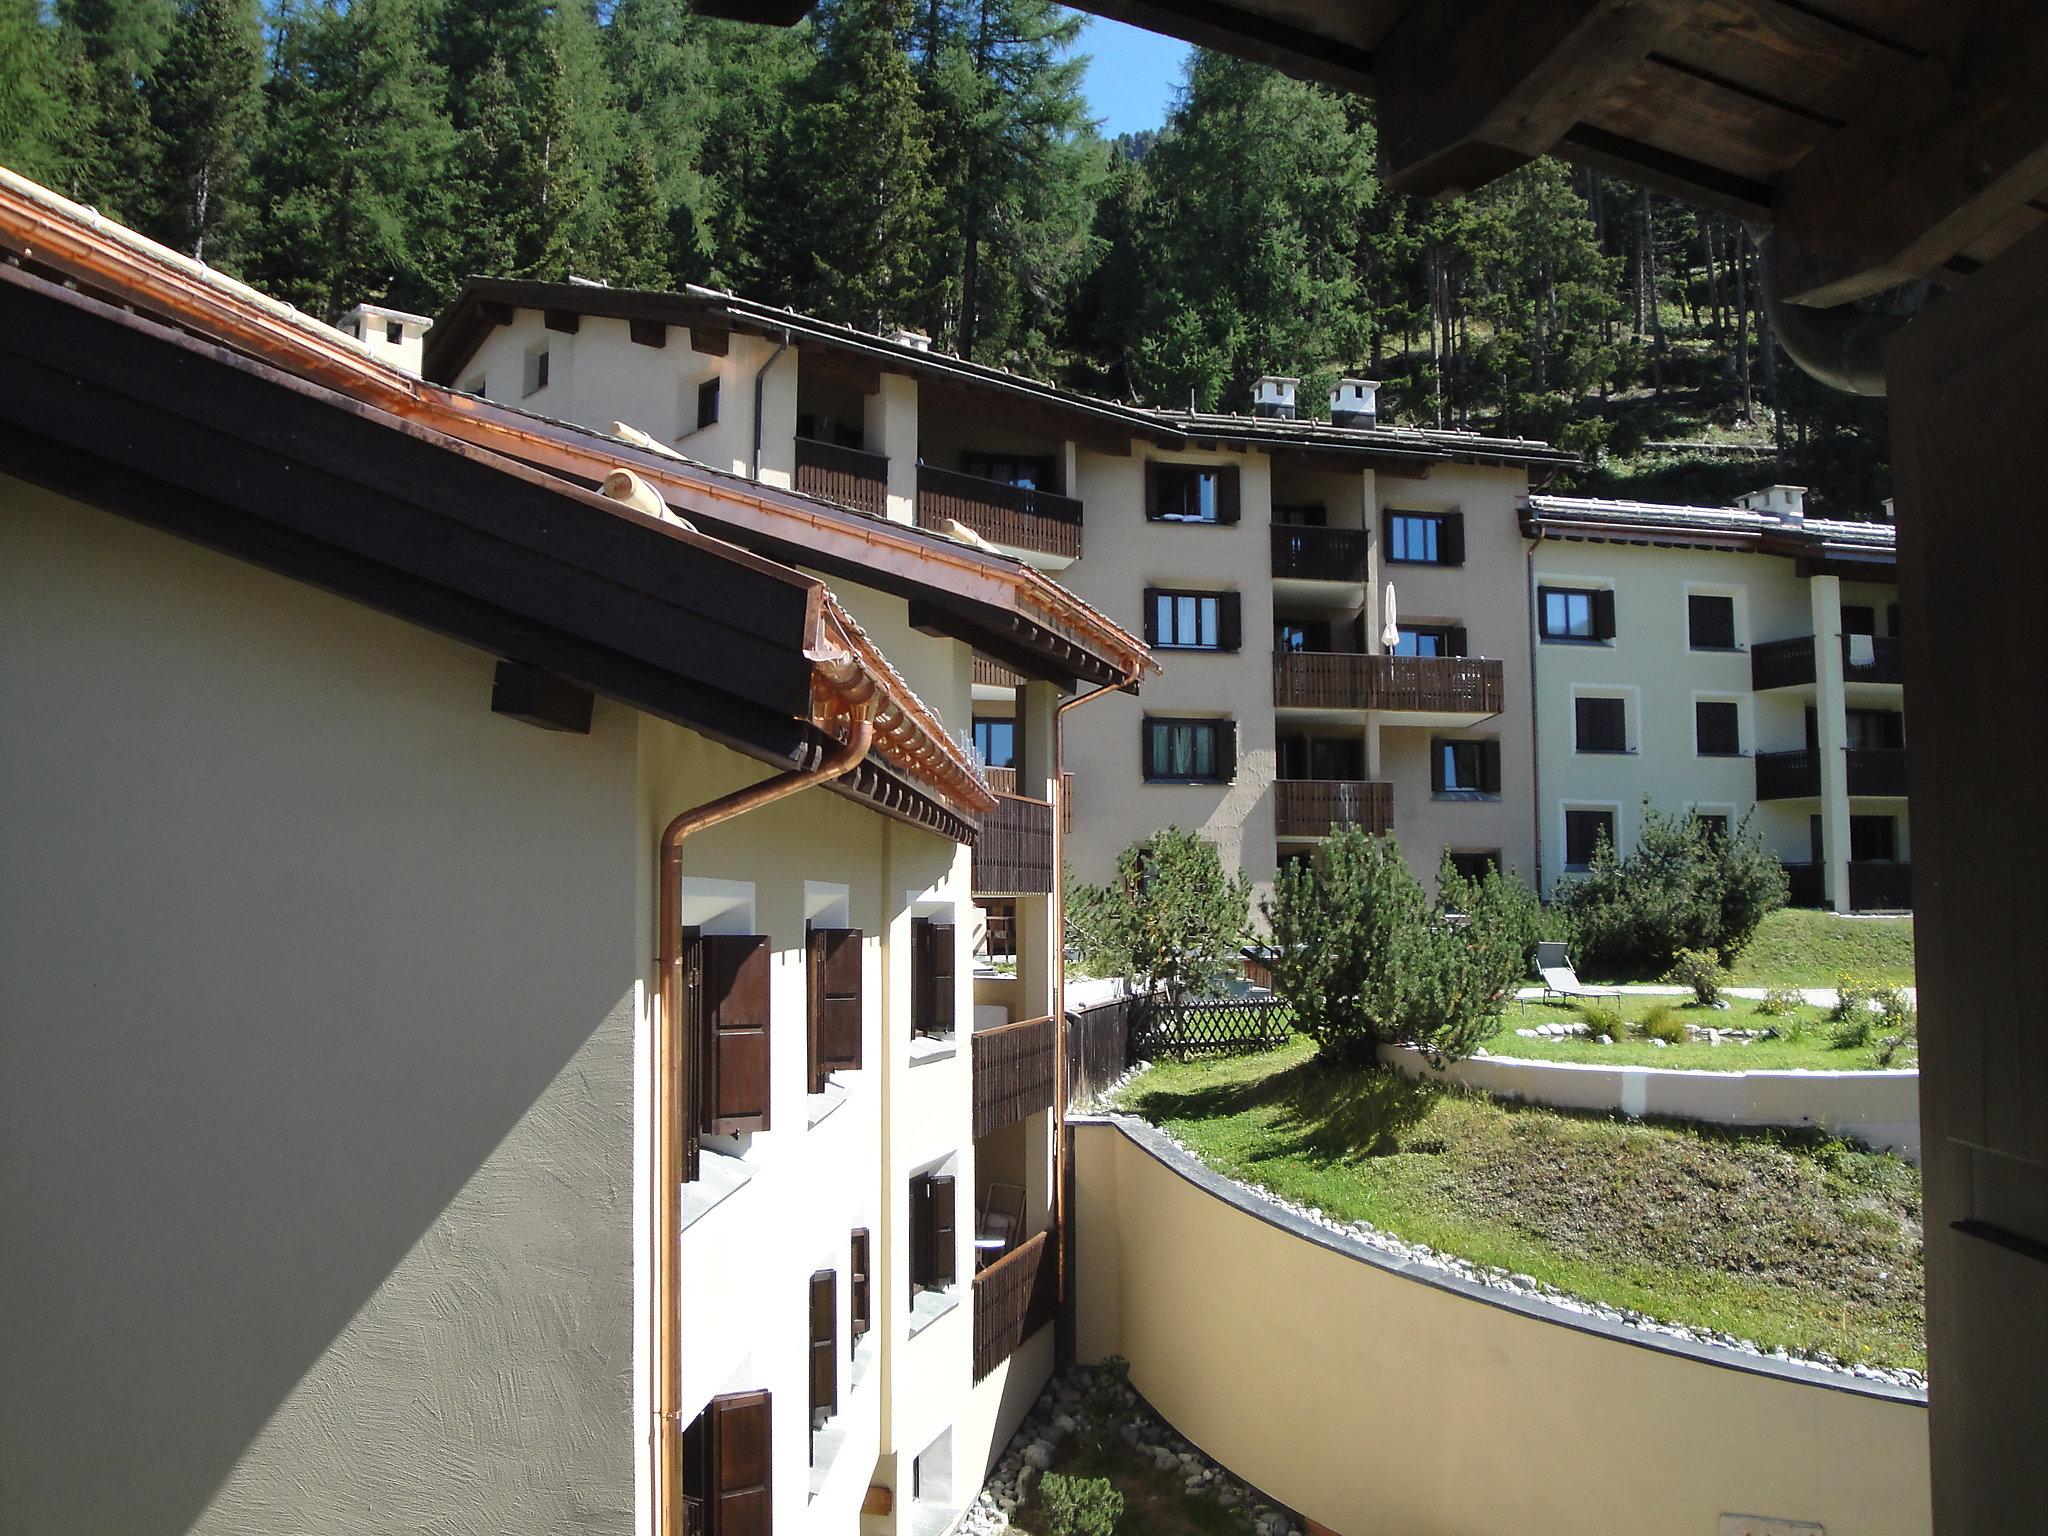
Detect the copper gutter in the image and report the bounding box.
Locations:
[653,716,876,1536]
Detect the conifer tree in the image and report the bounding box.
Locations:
[0,0,74,185]
[604,0,713,280]
[59,0,175,219]
[144,0,262,263]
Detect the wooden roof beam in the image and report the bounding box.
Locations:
[1376,0,1694,197]
[1772,8,2048,306]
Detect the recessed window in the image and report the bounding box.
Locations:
[1575,696,1628,754]
[1446,849,1501,883]
[1143,718,1234,784]
[1846,708,1904,749]
[1688,593,1737,650]
[522,344,550,397]
[1393,624,1464,658]
[910,917,955,1039]
[1148,463,1237,523]
[1540,585,1615,642]
[384,319,404,345]
[1850,814,1898,862]
[972,717,1015,769]
[1147,588,1238,650]
[1841,604,1878,637]
[1564,809,1616,871]
[1432,737,1501,795]
[962,453,1048,489]
[1695,700,1741,757]
[1695,813,1730,843]
[1277,734,1363,780]
[1387,511,1464,565]
[696,376,721,431]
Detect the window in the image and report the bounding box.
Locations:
[1274,618,1330,654]
[910,918,954,1039]
[1564,809,1616,871]
[1574,696,1628,753]
[806,926,862,1094]
[1277,735,1364,781]
[690,932,771,1137]
[1393,624,1465,657]
[1540,585,1615,641]
[1145,588,1240,650]
[522,343,549,396]
[808,1270,837,1432]
[962,453,1049,489]
[1688,593,1737,650]
[1846,709,1904,749]
[1273,502,1327,527]
[849,1230,872,1351]
[972,716,1016,769]
[1148,462,1239,523]
[1695,813,1730,842]
[1851,815,1898,862]
[1695,700,1742,757]
[909,1170,957,1296]
[1386,510,1464,565]
[1446,850,1501,883]
[696,377,721,431]
[1841,604,1877,637]
[384,319,404,345]
[1142,718,1236,784]
[1431,737,1502,795]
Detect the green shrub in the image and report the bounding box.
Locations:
[1554,806,1788,976]
[1570,999,1627,1039]
[1264,829,1539,1067]
[1039,1473,1124,1536]
[1830,977,1882,1024]
[1638,1003,1689,1045]
[1871,987,1918,1067]
[1755,985,1806,1018]
[1067,829,1250,1005]
[1665,948,1723,1006]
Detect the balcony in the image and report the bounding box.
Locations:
[973,792,1053,894]
[794,437,888,518]
[1841,635,1905,685]
[1848,861,1913,912]
[1781,861,1827,908]
[1271,525,1368,582]
[1755,747,1911,800]
[972,1014,1056,1139]
[1847,746,1909,796]
[971,1227,1056,1381]
[915,464,1082,562]
[1751,633,1905,690]
[984,768,1074,832]
[1273,652,1504,720]
[1273,779,1393,838]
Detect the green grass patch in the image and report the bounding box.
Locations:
[1579,908,1914,987]
[1012,1438,1256,1536]
[1497,998,1912,1072]
[1120,1037,1924,1369]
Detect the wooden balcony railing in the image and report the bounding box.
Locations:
[1848,747,1909,796]
[1271,525,1368,582]
[1273,652,1504,714]
[972,1014,1057,1139]
[972,1227,1056,1381]
[973,655,1024,689]
[973,792,1053,894]
[794,437,889,518]
[1751,635,1817,690]
[915,464,1083,559]
[1781,861,1828,909]
[982,769,1073,832]
[1841,634,1905,685]
[1273,778,1393,837]
[1848,861,1913,912]
[1755,749,1819,800]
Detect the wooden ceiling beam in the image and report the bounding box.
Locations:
[1772,8,2048,306]
[1375,0,1694,197]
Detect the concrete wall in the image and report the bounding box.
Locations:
[1380,1045,1922,1160]
[1073,1116,1931,1536]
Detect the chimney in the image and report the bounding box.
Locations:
[340,302,433,378]
[887,326,932,352]
[1252,374,1299,420]
[1330,377,1380,428]
[1881,497,1895,521]
[1738,484,1808,523]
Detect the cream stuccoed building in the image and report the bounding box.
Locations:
[1523,488,1907,911]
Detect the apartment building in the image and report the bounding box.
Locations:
[0,171,1146,1536]
[426,282,1575,907]
[1522,488,1907,912]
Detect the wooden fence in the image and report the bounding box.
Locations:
[971,1227,1056,1381]
[794,437,888,518]
[1065,998,1136,1103]
[972,1014,1057,1139]
[916,463,1083,559]
[972,792,1054,894]
[1130,995,1295,1060]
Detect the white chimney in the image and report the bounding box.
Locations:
[1252,374,1299,420]
[340,302,433,378]
[1330,377,1380,428]
[887,326,932,352]
[1881,497,1895,521]
[1738,484,1808,523]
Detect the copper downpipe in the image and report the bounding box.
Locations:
[653,717,876,1536]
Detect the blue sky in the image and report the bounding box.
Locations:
[1070,12,1190,139]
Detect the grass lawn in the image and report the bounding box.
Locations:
[1120,1037,1925,1369]
[1493,998,1913,1072]
[1576,907,1916,988]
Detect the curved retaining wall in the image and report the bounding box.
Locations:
[1379,1044,1921,1161]
[1072,1116,1931,1536]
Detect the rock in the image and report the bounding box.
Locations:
[1651,1038,1669,1048]
[1509,1273,1540,1291]
[1594,1033,1613,1044]
[1022,1441,1053,1470]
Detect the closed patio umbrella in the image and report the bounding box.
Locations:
[1380,582,1399,652]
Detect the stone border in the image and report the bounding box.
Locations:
[1078,1112,1928,1401]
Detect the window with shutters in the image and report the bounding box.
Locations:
[1539,585,1615,642]
[682,1389,772,1536]
[1142,717,1235,784]
[1147,462,1239,524]
[1695,699,1742,757]
[806,927,862,1094]
[1574,695,1629,754]
[691,932,771,1136]
[1431,737,1501,795]
[911,917,955,1039]
[808,1270,837,1434]
[849,1230,871,1351]
[1145,587,1239,650]
[909,1170,958,1297]
[1564,808,1617,871]
[1386,510,1464,565]
[1688,592,1737,650]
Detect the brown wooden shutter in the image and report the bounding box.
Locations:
[707,1389,772,1536]
[701,934,771,1135]
[1438,512,1465,564]
[808,1270,837,1425]
[1446,625,1468,657]
[1219,592,1242,651]
[1144,461,1162,519]
[1215,466,1241,524]
[1429,739,1447,793]
[929,925,954,1035]
[1141,587,1160,645]
[807,927,862,1093]
[928,1173,956,1287]
[1479,739,1503,794]
[1215,720,1237,783]
[850,1229,871,1347]
[910,1174,931,1291]
[1591,587,1617,640]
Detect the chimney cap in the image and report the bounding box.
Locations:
[886,326,933,352]
[339,301,433,333]
[1738,483,1808,521]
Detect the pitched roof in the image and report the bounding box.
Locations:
[1522,493,1898,570]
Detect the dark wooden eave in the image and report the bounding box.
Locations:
[0,265,975,844]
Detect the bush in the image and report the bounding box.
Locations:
[1871,987,1918,1067]
[1039,1473,1124,1536]
[1755,985,1806,1018]
[1067,829,1250,1004]
[1553,805,1788,976]
[1570,999,1627,1039]
[1638,1003,1689,1045]
[1830,977,1882,1024]
[1665,948,1723,1006]
[1264,829,1539,1067]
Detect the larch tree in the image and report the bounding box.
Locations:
[144,0,263,264]
[0,0,75,185]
